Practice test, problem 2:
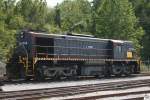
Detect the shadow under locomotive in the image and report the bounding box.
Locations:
[6,30,140,80]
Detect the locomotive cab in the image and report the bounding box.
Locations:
[111,40,124,59]
[109,40,139,76]
[111,40,135,60]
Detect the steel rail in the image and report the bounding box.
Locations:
[1,79,150,99]
[65,90,149,100]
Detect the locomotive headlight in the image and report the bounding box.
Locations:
[127,51,133,58]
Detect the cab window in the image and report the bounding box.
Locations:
[115,45,122,53]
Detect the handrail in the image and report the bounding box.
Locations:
[36,53,111,57]
[33,45,112,51]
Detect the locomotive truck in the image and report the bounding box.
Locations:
[6,30,140,80]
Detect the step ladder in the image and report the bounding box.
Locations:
[26,61,34,77]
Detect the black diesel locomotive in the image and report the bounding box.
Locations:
[6,30,140,80]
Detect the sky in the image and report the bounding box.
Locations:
[46,0,93,7]
[46,0,64,7]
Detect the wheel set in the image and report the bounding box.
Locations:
[112,64,133,77]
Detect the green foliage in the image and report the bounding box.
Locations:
[0,0,49,61]
[0,0,148,61]
[16,0,48,30]
[58,0,92,33]
[0,0,17,61]
[94,0,144,53]
[130,0,150,59]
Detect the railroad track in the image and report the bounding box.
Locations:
[65,90,150,100]
[1,79,150,99]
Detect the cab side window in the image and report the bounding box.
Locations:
[115,45,122,53]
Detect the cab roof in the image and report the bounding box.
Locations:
[27,31,132,43]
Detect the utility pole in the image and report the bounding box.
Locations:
[90,0,96,34]
[55,4,61,28]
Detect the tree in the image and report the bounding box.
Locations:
[93,0,144,52]
[16,0,48,30]
[130,0,150,59]
[0,0,50,61]
[0,0,147,61]
[58,0,92,33]
[0,0,17,61]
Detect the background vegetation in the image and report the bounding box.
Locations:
[0,0,149,62]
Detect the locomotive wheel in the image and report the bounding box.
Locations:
[53,71,61,80]
[123,66,131,76]
[70,69,77,79]
[112,65,123,77]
